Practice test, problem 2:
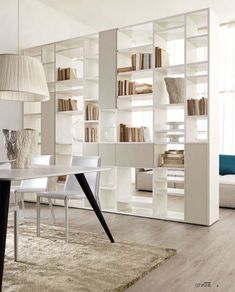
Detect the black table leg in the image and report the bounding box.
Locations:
[75,173,115,243]
[0,180,11,292]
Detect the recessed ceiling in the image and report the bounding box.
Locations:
[39,0,235,30]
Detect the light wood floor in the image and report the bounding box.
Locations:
[13,203,235,292]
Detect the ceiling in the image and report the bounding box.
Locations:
[39,0,235,31]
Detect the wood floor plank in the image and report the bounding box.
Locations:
[13,203,235,292]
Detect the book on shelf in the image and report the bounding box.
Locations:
[187,97,208,116]
[118,80,152,96]
[117,66,133,73]
[155,47,169,68]
[159,150,184,167]
[119,124,151,142]
[58,98,78,112]
[131,53,152,70]
[86,103,99,120]
[57,67,77,81]
[85,127,98,142]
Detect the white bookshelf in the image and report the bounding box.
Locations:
[23,8,218,225]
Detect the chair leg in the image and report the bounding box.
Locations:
[14,209,19,262]
[64,198,68,243]
[48,198,56,224]
[36,196,41,237]
[20,193,25,219]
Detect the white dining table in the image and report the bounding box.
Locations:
[0,165,114,291]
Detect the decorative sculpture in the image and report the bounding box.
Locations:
[164,77,184,104]
[3,129,38,169]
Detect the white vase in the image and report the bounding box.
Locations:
[164,77,185,104]
[2,129,38,169]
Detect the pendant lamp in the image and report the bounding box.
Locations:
[0,0,49,102]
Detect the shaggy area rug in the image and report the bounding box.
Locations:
[3,223,176,292]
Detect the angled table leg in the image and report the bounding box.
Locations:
[75,173,115,243]
[0,180,11,292]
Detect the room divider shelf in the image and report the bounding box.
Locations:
[24,8,218,226]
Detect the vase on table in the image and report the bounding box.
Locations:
[2,129,38,169]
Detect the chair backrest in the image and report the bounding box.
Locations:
[65,156,101,199]
[20,155,53,189]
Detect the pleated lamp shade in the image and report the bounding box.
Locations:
[0,54,49,102]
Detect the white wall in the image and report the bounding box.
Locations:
[0,0,94,158]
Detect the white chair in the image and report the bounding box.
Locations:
[36,156,101,242]
[11,155,54,219]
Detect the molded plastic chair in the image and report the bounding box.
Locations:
[11,155,54,219]
[36,156,101,242]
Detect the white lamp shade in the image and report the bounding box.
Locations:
[0,54,49,102]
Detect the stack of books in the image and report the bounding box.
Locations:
[131,53,152,70]
[58,99,78,112]
[85,103,99,120]
[85,127,98,142]
[135,83,152,94]
[118,80,152,96]
[120,124,151,142]
[159,150,184,168]
[155,47,169,68]
[57,67,77,81]
[187,97,208,116]
[117,67,133,74]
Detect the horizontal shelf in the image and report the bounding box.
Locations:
[118,105,153,112]
[187,74,207,84]
[156,25,184,41]
[117,93,153,101]
[156,166,184,170]
[155,142,184,145]
[155,103,184,109]
[117,44,153,54]
[55,88,83,97]
[43,62,55,66]
[155,129,184,134]
[24,113,41,117]
[155,64,184,75]
[56,142,72,145]
[187,61,208,72]
[186,33,208,48]
[186,115,208,119]
[56,78,84,88]
[84,120,99,123]
[117,68,153,79]
[57,110,83,116]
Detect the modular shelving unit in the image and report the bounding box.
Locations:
[24,8,219,225]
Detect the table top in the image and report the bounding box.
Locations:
[0,165,110,181]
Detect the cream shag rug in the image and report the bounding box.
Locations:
[3,223,176,292]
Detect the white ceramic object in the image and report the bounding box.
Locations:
[3,129,38,169]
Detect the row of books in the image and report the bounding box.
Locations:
[57,67,77,81]
[85,103,99,121]
[187,97,208,116]
[131,53,152,70]
[159,150,184,168]
[118,80,152,96]
[117,46,169,73]
[58,99,78,112]
[120,124,151,142]
[85,127,98,142]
